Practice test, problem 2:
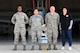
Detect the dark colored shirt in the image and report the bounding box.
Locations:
[60,13,72,30]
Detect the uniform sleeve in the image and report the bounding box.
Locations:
[45,14,48,25]
[41,16,44,25]
[29,16,32,26]
[57,14,60,25]
[24,14,29,24]
[59,14,62,28]
[11,14,16,24]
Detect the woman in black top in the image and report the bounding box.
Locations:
[60,8,73,50]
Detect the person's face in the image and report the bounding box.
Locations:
[17,6,22,12]
[50,6,55,13]
[63,8,67,13]
[34,9,38,16]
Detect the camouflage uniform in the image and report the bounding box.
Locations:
[11,12,28,45]
[29,15,44,49]
[29,15,44,43]
[45,12,60,49]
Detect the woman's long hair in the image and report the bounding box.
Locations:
[61,7,69,15]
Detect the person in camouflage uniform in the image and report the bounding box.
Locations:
[45,6,60,50]
[29,9,44,50]
[11,5,29,50]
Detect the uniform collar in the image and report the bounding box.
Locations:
[34,15,39,17]
[17,12,23,15]
[49,12,56,15]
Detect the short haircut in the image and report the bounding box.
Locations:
[17,5,23,8]
[34,9,38,11]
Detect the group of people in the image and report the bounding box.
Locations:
[11,5,73,50]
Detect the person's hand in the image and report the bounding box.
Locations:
[42,24,46,27]
[60,28,62,30]
[68,26,72,30]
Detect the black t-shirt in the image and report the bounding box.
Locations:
[60,13,72,30]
